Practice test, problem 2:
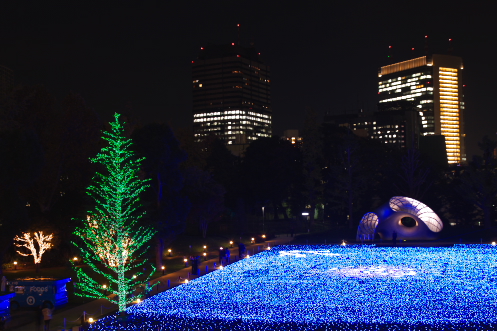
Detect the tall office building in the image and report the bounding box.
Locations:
[192,43,271,155]
[0,65,13,101]
[324,103,420,151]
[378,54,465,164]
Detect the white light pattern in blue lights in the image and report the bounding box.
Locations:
[89,245,497,330]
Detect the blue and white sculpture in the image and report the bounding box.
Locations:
[357,196,443,241]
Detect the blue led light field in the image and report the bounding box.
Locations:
[90,245,497,330]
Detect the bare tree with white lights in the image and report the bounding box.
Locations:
[14,231,53,272]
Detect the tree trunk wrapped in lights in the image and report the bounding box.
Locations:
[72,113,156,313]
[14,231,53,272]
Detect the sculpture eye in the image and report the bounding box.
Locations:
[400,217,417,227]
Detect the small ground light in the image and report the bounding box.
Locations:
[251,238,255,243]
[184,279,189,283]
[341,241,346,246]
[73,257,78,261]
[492,242,496,246]
[267,246,271,250]
[246,254,250,258]
[262,235,266,239]
[88,318,94,323]
[219,265,224,270]
[102,284,107,289]
[184,258,188,267]
[168,249,172,257]
[136,298,141,303]
[133,275,137,279]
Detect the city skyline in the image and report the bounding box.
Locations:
[0,1,495,158]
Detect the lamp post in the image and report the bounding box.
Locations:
[262,206,265,233]
[13,261,17,270]
[302,212,310,233]
[161,266,165,275]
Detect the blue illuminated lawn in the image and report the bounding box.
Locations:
[90,245,497,330]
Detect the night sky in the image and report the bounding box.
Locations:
[0,1,495,158]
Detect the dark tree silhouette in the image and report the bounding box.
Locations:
[132,123,190,268]
[0,122,43,277]
[183,167,225,238]
[457,136,497,229]
[323,126,369,230]
[394,148,432,200]
[2,87,101,216]
[301,108,323,229]
[1,87,102,266]
[242,137,301,221]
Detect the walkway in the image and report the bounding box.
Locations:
[8,235,295,331]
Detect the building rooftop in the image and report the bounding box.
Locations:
[197,43,262,62]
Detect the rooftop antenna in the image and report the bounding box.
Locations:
[448,38,453,54]
[388,45,393,63]
[237,24,241,45]
[424,35,429,55]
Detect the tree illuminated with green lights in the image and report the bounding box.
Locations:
[72,113,156,313]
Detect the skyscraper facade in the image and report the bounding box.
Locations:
[378,54,465,164]
[192,43,271,154]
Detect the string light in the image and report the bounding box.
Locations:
[89,245,497,330]
[72,113,156,313]
[14,231,53,264]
